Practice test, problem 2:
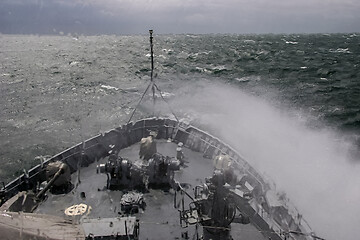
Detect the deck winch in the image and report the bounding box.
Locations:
[97,154,134,189]
[97,152,180,190]
[147,153,180,188]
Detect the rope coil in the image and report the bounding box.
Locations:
[64,203,92,216]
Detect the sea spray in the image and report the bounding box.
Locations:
[169,79,360,240]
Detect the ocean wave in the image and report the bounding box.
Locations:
[329,48,351,54]
[1,33,359,181]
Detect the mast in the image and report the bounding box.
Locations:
[127,30,155,124]
[127,30,179,124]
[149,30,154,80]
[149,30,156,110]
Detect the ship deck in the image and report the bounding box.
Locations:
[35,140,267,240]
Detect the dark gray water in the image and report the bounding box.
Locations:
[1,33,359,240]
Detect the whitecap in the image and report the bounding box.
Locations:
[330,107,343,113]
[195,67,210,73]
[285,41,298,45]
[100,84,119,91]
[335,48,351,53]
[189,53,199,59]
[154,91,175,98]
[162,49,173,54]
[69,61,79,66]
[329,48,351,54]
[243,39,256,44]
[212,65,226,71]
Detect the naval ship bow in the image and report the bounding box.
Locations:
[0,30,325,240]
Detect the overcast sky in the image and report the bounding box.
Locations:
[1,0,359,35]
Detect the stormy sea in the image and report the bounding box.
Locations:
[0,33,359,240]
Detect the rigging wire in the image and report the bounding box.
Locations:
[126,30,180,124]
[126,81,153,124]
[153,82,180,122]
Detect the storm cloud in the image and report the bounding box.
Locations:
[1,0,359,35]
